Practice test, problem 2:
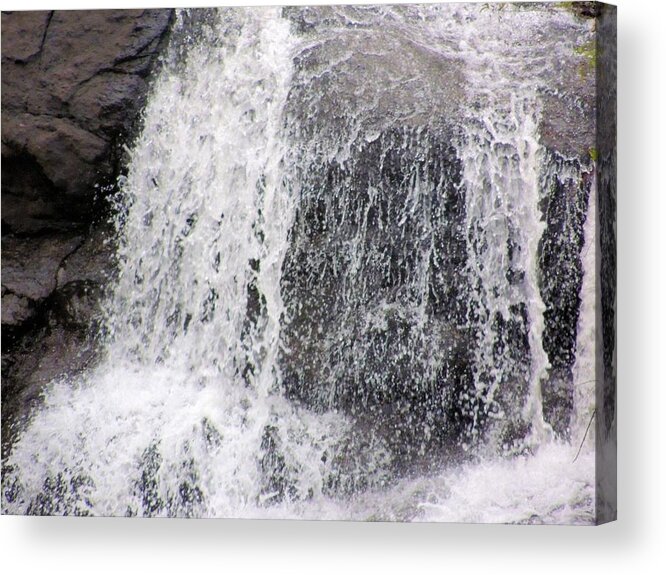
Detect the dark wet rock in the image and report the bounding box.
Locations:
[280,126,474,465]
[2,9,174,232]
[1,224,115,330]
[258,425,299,505]
[1,143,82,235]
[0,11,51,63]
[2,10,173,118]
[68,72,149,138]
[51,281,104,330]
[3,113,109,201]
[1,9,173,458]
[538,153,593,438]
[55,223,117,288]
[322,429,392,498]
[2,234,84,305]
[26,472,95,517]
[567,2,603,19]
[595,4,617,524]
[1,292,35,327]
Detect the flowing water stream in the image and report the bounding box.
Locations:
[3,4,600,523]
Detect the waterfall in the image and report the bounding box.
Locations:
[3,7,356,519]
[459,95,552,451]
[3,4,599,523]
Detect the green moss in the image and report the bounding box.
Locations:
[575,40,597,67]
[481,3,501,12]
[588,146,598,162]
[556,2,601,19]
[574,39,597,78]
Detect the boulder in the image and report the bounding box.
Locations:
[1,9,174,231]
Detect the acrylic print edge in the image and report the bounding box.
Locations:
[595,1,617,525]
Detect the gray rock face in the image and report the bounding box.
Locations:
[1,234,83,322]
[278,124,472,470]
[2,9,173,233]
[3,113,109,202]
[1,9,174,456]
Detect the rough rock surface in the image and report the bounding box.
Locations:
[2,9,173,233]
[1,9,174,456]
[2,234,84,324]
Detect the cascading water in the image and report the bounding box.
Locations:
[3,4,600,523]
[459,93,553,451]
[3,7,357,519]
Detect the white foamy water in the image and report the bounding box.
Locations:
[3,4,598,523]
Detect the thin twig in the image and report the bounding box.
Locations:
[572,409,596,463]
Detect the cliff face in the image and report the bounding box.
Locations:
[1,9,174,454]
